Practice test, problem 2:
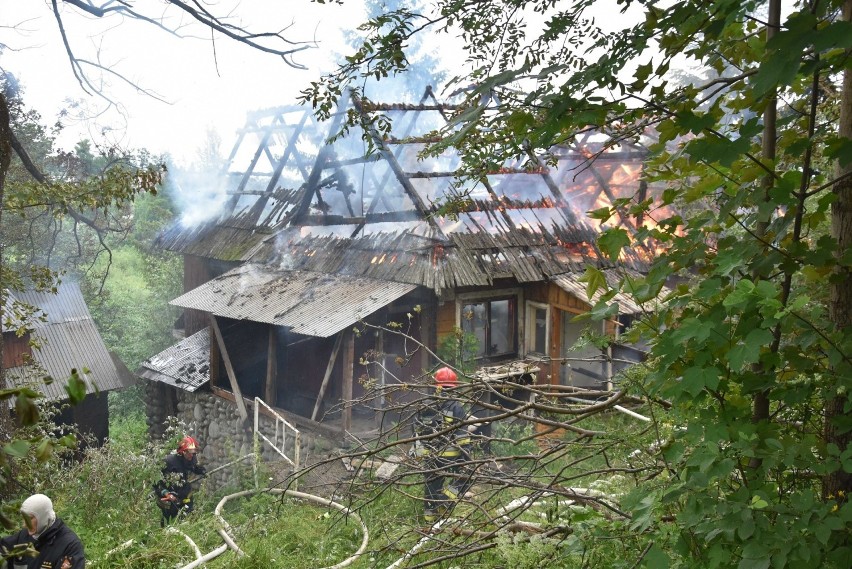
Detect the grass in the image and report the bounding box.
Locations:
[18,398,657,568]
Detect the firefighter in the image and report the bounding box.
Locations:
[414,367,479,522]
[154,435,206,525]
[0,493,85,569]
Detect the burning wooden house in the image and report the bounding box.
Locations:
[139,88,661,450]
[4,283,135,444]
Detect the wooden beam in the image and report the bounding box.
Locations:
[376,327,385,410]
[265,325,278,405]
[209,315,248,421]
[550,307,562,387]
[311,332,344,421]
[342,329,355,432]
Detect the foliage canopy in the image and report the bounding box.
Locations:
[299,0,852,566]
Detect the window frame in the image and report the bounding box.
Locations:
[456,290,520,361]
[524,301,550,358]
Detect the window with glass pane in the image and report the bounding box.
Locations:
[461,298,516,358]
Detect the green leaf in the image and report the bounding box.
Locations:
[65,371,87,404]
[739,516,755,538]
[3,440,31,458]
[14,393,39,426]
[588,206,613,222]
[675,110,715,135]
[642,544,670,568]
[727,328,773,369]
[579,267,607,299]
[35,439,53,462]
[751,495,769,509]
[597,228,630,260]
[723,280,756,310]
[686,133,751,167]
[825,136,852,168]
[589,300,619,320]
[682,366,720,397]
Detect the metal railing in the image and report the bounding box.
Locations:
[253,397,300,488]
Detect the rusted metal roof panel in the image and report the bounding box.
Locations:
[170,264,417,338]
[5,283,125,401]
[138,328,210,392]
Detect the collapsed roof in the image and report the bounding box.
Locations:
[158,87,664,294]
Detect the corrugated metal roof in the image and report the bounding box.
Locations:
[138,328,210,392]
[5,283,126,401]
[551,270,645,314]
[2,291,30,332]
[170,264,417,338]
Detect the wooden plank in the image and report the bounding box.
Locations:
[209,315,248,421]
[342,329,354,432]
[265,325,278,404]
[311,332,344,421]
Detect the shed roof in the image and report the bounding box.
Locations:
[170,264,417,337]
[138,328,210,392]
[5,283,130,401]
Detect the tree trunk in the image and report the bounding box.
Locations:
[749,0,781,467]
[824,0,852,503]
[0,91,11,425]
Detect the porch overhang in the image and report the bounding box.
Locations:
[170,264,418,338]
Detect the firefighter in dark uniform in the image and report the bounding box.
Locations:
[414,367,479,522]
[155,436,206,525]
[1,493,85,569]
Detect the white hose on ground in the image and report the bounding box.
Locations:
[385,519,447,569]
[178,544,229,569]
[496,488,611,519]
[166,527,202,559]
[186,453,254,484]
[90,538,134,565]
[210,487,370,569]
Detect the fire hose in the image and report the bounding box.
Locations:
[98,453,370,568]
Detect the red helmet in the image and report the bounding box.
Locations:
[434,367,458,386]
[177,436,199,454]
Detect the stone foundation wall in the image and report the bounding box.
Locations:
[144,383,327,490]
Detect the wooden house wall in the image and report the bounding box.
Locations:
[280,334,343,418]
[215,318,269,399]
[3,332,31,368]
[435,299,457,339]
[434,283,618,387]
[55,392,110,446]
[184,255,214,336]
[183,256,237,336]
[528,282,617,386]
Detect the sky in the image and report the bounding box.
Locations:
[0,0,649,166]
[0,0,371,164]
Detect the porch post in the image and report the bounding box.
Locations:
[265,325,278,404]
[342,328,354,432]
[209,315,249,421]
